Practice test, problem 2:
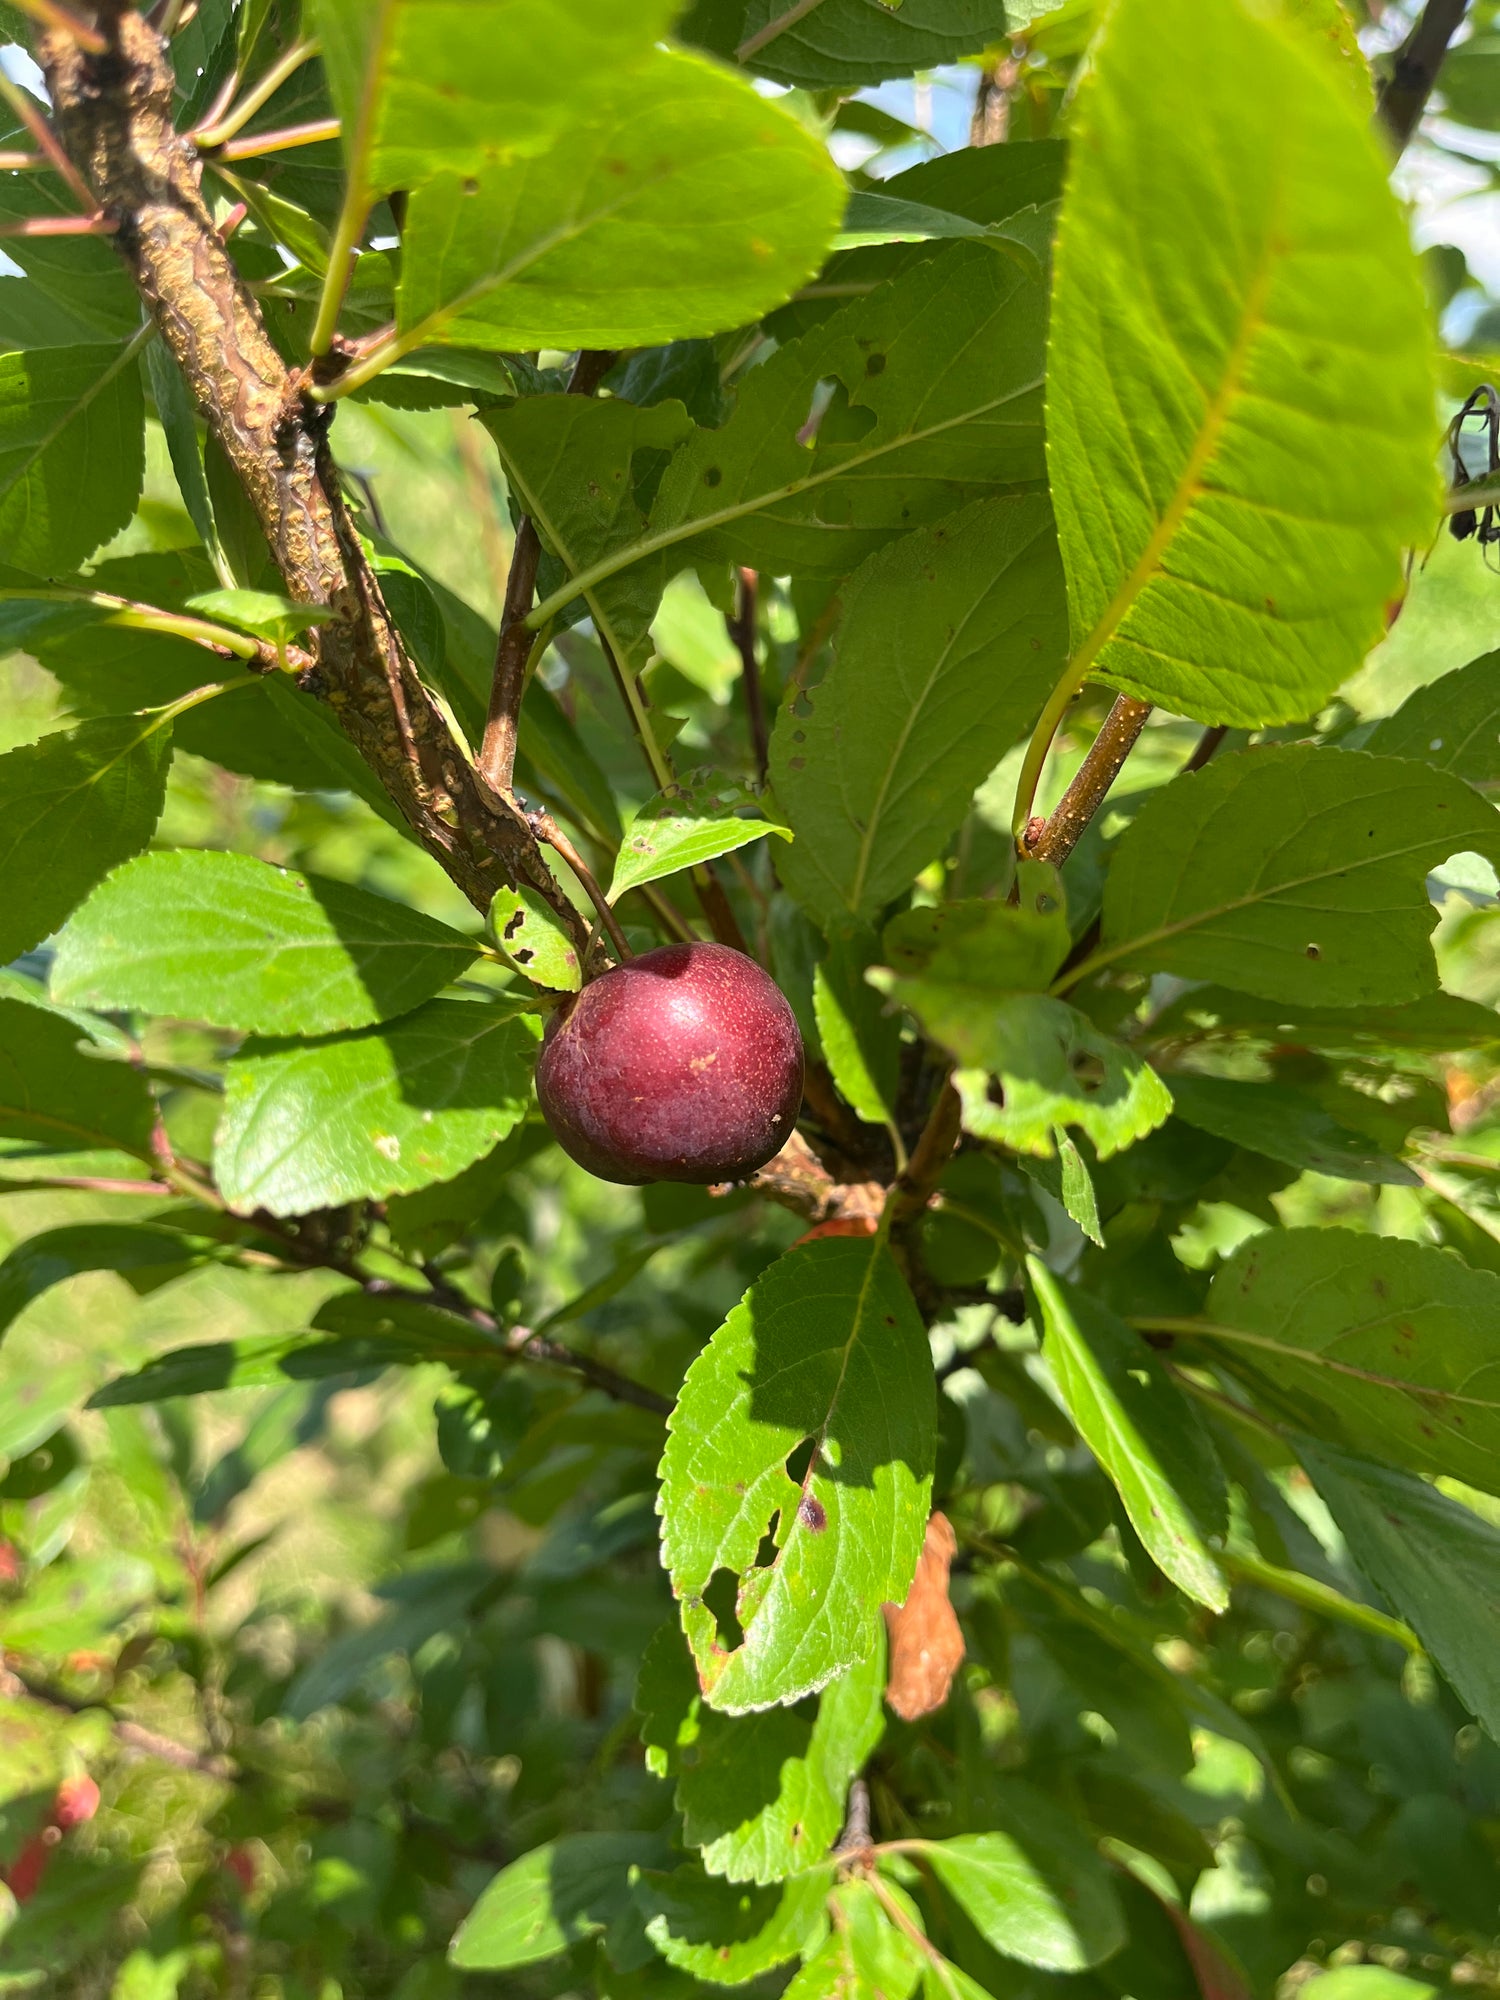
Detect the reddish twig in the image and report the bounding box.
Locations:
[0,69,96,210]
[1022,694,1153,869]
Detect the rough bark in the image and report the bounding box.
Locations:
[38,6,584,938]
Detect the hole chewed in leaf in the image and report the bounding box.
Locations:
[701,1568,745,1654]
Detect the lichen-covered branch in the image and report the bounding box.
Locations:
[38,7,583,942]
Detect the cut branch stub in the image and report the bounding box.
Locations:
[36,7,582,945]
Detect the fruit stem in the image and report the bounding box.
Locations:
[529,809,634,965]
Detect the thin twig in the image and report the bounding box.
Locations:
[1377,0,1471,155]
[885,1079,962,1239]
[0,212,115,235]
[1181,722,1229,774]
[4,0,106,52]
[1021,694,1153,868]
[728,567,769,783]
[529,808,634,963]
[3,1668,238,1781]
[214,117,340,161]
[192,37,319,150]
[0,150,47,171]
[506,1327,670,1415]
[478,348,617,793]
[0,69,96,211]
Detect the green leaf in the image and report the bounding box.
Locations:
[487,885,581,993]
[145,341,228,575]
[812,927,900,1132]
[634,1865,831,1984]
[912,1785,1128,1971]
[214,998,541,1215]
[1203,1228,1500,1498]
[1087,748,1500,1007]
[1020,1128,1103,1246]
[782,1879,923,2000]
[449,1832,663,1970]
[395,52,842,354]
[1046,0,1434,727]
[284,1562,494,1717]
[659,1236,935,1712]
[1296,1436,1500,1740]
[0,1223,206,1356]
[637,1621,884,1884]
[0,996,156,1159]
[0,342,147,574]
[53,850,480,1034]
[1367,651,1500,790]
[1147,985,1500,1060]
[609,776,790,902]
[1029,1259,1228,1609]
[771,499,1068,926]
[529,240,1048,638]
[308,0,676,202]
[183,587,336,646]
[935,998,1172,1162]
[0,714,173,966]
[707,0,1008,88]
[1166,1072,1418,1187]
[0,116,140,340]
[1299,1971,1439,2000]
[0,1551,155,1654]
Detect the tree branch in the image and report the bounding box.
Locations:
[38,8,584,944]
[1377,0,1471,156]
[1021,694,1153,869]
[885,1078,962,1241]
[478,347,616,795]
[505,1326,671,1416]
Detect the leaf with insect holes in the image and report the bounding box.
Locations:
[659,1236,934,1712]
[0,343,145,574]
[488,886,581,993]
[636,1620,885,1884]
[1203,1228,1500,1497]
[1030,1259,1228,1610]
[608,776,791,903]
[214,999,540,1216]
[53,850,480,1034]
[771,500,1067,927]
[1046,0,1434,727]
[0,715,173,969]
[1091,748,1500,1008]
[395,52,842,356]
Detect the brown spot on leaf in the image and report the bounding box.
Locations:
[798,1495,828,1533]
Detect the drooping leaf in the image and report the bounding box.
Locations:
[634,1864,832,1984]
[638,1618,884,1883]
[1203,1229,1500,1497]
[395,53,842,354]
[938,998,1172,1162]
[812,927,901,1132]
[0,343,147,574]
[771,499,1068,926]
[1086,748,1500,1007]
[448,1831,665,1970]
[0,1224,207,1356]
[1296,1435,1500,1740]
[781,1879,923,2000]
[53,850,480,1034]
[659,1236,935,1711]
[1029,1260,1228,1610]
[700,0,1011,88]
[214,998,541,1215]
[1046,0,1434,726]
[609,775,790,902]
[0,714,173,967]
[1367,651,1500,790]
[913,1784,1128,1971]
[1166,1072,1418,1187]
[0,998,156,1160]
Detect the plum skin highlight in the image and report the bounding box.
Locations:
[535,941,805,1185]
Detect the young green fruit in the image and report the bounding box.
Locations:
[535,941,804,1185]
